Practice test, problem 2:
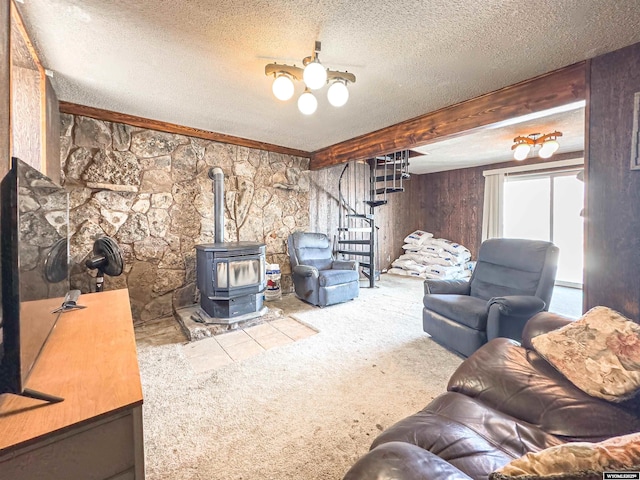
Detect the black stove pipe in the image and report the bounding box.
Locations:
[208,167,224,243]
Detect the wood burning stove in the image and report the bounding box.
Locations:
[196,242,266,319]
[195,167,266,321]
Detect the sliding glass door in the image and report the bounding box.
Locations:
[503,169,584,286]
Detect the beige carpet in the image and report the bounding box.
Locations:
[137,275,463,480]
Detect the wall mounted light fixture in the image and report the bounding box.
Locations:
[511,131,563,161]
[265,41,356,115]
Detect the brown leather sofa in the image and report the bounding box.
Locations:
[343,312,640,480]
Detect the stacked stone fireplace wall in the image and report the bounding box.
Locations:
[60,114,310,323]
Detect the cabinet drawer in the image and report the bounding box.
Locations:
[0,412,135,480]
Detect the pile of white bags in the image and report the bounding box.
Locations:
[388,230,474,280]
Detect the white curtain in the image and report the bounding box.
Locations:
[481,173,504,241]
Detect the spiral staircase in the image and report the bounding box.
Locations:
[337,150,410,287]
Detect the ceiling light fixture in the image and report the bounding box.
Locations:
[265,41,356,114]
[272,73,295,101]
[297,89,318,115]
[327,79,349,107]
[511,131,563,161]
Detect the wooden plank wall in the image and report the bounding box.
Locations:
[409,165,486,259]
[585,42,640,320]
[10,66,41,170]
[308,164,343,245]
[375,177,427,268]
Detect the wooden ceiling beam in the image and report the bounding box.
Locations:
[59,101,312,159]
[310,62,587,170]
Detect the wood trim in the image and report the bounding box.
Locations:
[582,58,591,314]
[59,101,311,158]
[310,62,587,170]
[482,152,584,176]
[39,70,47,174]
[1,0,10,177]
[10,2,43,75]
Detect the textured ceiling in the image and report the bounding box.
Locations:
[16,0,640,154]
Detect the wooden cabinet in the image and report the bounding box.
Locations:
[0,289,144,480]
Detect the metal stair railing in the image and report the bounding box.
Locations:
[337,162,376,287]
[337,152,410,288]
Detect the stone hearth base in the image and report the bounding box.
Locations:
[175,304,287,341]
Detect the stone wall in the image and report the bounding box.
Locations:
[61,114,310,323]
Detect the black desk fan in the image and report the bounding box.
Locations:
[85,236,124,292]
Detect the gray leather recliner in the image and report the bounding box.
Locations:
[423,238,559,357]
[287,232,360,307]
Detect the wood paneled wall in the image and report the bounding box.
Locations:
[308,165,343,246]
[409,165,486,258]
[585,42,640,319]
[11,65,41,170]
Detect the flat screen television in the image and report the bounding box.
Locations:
[0,157,69,402]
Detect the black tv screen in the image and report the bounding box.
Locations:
[0,157,69,400]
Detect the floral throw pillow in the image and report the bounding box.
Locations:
[489,432,640,479]
[531,306,640,402]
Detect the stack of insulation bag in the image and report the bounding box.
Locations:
[388,230,474,280]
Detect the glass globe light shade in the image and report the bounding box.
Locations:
[327,80,349,107]
[297,90,318,115]
[513,143,531,161]
[538,139,560,159]
[272,74,295,101]
[303,61,327,90]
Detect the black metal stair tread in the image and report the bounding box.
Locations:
[338,240,372,244]
[374,187,405,195]
[346,213,374,219]
[364,200,388,207]
[359,262,372,268]
[375,159,408,166]
[338,250,372,256]
[338,227,373,232]
[374,173,410,182]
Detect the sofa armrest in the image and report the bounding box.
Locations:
[424,279,470,295]
[332,259,358,270]
[343,442,473,480]
[521,311,576,350]
[292,265,319,278]
[488,295,546,316]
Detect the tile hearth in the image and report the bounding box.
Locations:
[182,317,317,373]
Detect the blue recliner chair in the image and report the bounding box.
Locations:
[423,238,559,357]
[287,232,360,307]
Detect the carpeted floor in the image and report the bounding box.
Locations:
[137,275,463,480]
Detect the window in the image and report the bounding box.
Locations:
[503,169,584,286]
